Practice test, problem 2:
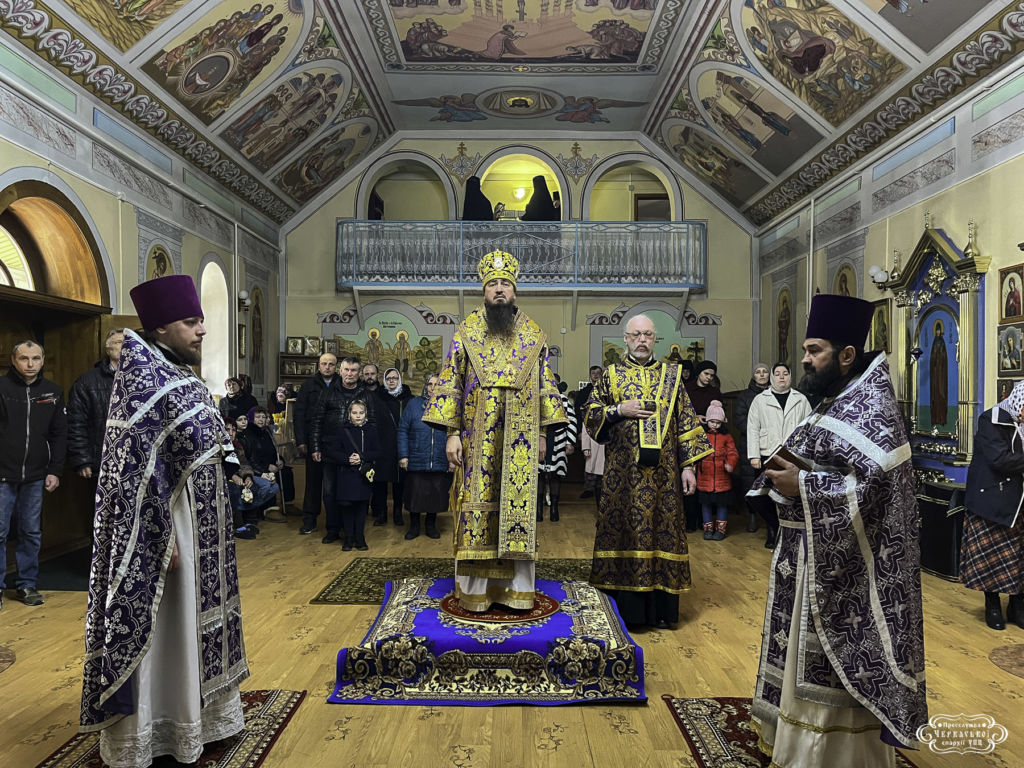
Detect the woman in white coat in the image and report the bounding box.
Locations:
[746,362,811,547]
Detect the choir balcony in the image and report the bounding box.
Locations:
[336,220,707,296]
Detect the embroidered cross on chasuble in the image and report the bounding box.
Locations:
[423,308,566,588]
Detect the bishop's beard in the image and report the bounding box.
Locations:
[485,301,517,337]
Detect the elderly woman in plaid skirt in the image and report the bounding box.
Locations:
[962,380,1024,630]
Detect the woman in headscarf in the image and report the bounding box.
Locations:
[733,362,771,531]
[521,175,559,221]
[462,176,494,221]
[397,374,452,539]
[372,367,413,526]
[219,376,258,425]
[962,380,1024,630]
[268,384,295,415]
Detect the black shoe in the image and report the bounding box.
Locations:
[425,514,440,539]
[654,619,672,630]
[405,515,421,540]
[394,509,404,526]
[1007,595,1024,629]
[322,534,340,544]
[580,490,594,499]
[17,588,44,606]
[986,592,1006,630]
[356,544,369,551]
[765,526,779,549]
[342,542,353,552]
[549,500,559,522]
[746,513,759,533]
[373,517,386,526]
[235,525,257,539]
[299,526,315,535]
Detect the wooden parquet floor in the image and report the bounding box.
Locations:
[1,488,1020,767]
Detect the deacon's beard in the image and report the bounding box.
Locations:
[485,301,517,337]
[799,355,842,397]
[173,344,202,366]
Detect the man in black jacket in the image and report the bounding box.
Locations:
[67,329,123,485]
[310,356,375,540]
[0,340,67,608]
[294,352,336,535]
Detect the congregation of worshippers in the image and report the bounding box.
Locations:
[10,2,1024,765]
[4,130,1023,768]
[6,249,1021,767]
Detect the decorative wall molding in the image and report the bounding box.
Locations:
[761,237,807,274]
[183,199,233,250]
[0,81,74,156]
[439,143,481,185]
[94,144,172,208]
[871,149,956,212]
[136,206,182,285]
[557,142,599,185]
[971,105,1024,161]
[414,302,458,325]
[239,229,278,273]
[814,203,862,247]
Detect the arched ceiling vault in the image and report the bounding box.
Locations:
[2,0,1021,229]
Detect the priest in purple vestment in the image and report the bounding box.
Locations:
[80,275,249,767]
[749,294,927,767]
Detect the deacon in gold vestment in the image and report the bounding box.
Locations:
[585,314,712,628]
[423,251,567,612]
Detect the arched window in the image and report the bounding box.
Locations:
[0,224,34,289]
[199,259,230,396]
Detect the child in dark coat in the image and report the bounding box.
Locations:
[696,400,739,541]
[323,400,380,550]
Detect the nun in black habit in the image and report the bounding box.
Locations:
[521,175,559,221]
[462,176,494,221]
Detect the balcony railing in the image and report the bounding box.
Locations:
[336,220,707,291]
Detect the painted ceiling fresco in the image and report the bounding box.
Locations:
[0,0,1019,226]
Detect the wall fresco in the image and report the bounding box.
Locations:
[740,0,905,125]
[696,68,824,175]
[665,121,768,207]
[141,2,303,125]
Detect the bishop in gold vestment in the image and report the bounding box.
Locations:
[423,251,566,611]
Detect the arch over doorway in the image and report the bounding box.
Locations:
[476,147,570,219]
[355,152,456,220]
[0,168,114,308]
[581,154,684,221]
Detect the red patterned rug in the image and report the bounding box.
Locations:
[662,695,919,768]
[439,591,560,622]
[35,689,305,768]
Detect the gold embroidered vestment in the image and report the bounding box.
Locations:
[423,308,566,586]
